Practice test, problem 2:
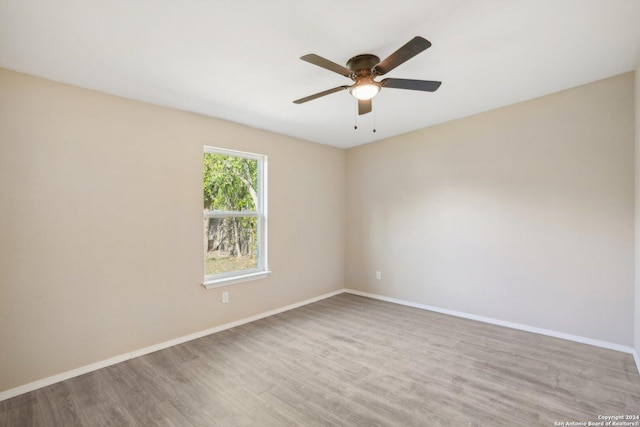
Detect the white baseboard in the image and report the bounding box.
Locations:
[0,288,345,402]
[344,289,635,355]
[2,287,636,402]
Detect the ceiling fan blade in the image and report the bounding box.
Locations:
[381,78,441,92]
[358,99,372,115]
[293,86,350,104]
[300,54,353,77]
[373,36,432,76]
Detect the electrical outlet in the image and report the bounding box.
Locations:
[376,271,381,280]
[222,291,229,303]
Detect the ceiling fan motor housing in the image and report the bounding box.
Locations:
[346,54,380,78]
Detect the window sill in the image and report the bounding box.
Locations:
[202,270,271,290]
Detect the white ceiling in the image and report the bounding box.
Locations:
[1,0,639,149]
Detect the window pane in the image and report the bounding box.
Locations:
[203,153,258,212]
[202,147,266,286]
[205,216,257,276]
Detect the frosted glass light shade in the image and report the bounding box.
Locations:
[350,81,380,100]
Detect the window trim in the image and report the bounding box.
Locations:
[202,147,269,289]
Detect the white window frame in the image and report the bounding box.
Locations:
[202,147,269,289]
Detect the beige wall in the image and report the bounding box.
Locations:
[0,68,345,392]
[1,66,636,393]
[346,73,635,346]
[635,63,640,359]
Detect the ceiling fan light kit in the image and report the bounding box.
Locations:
[349,78,380,101]
[294,36,441,116]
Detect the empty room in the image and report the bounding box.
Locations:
[1,0,640,425]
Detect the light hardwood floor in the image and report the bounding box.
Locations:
[1,293,639,426]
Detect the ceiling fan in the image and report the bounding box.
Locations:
[293,36,441,116]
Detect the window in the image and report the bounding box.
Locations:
[203,147,268,288]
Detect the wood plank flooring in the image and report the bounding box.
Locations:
[1,293,639,426]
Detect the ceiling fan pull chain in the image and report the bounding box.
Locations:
[373,108,376,133]
[354,100,358,130]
